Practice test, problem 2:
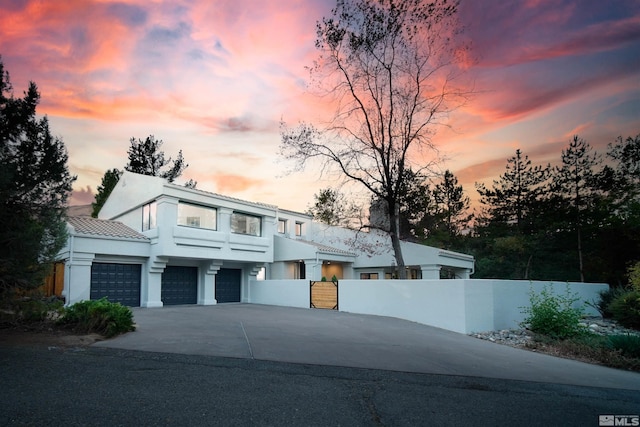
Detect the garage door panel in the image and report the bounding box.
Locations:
[162,266,198,305]
[216,268,241,303]
[90,263,141,307]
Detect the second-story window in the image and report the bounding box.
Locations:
[177,202,217,230]
[231,212,261,236]
[277,219,287,234]
[142,202,157,231]
[295,222,303,236]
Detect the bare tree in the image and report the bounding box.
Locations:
[280,0,471,278]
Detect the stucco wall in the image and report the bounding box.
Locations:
[249,279,608,334]
[248,279,309,308]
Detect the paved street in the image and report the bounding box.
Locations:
[2,304,640,426]
[1,344,639,426]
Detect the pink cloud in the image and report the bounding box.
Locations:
[211,174,265,193]
[69,185,95,206]
[1,0,638,214]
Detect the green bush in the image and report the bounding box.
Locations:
[607,334,640,358]
[13,297,64,322]
[0,293,64,324]
[594,287,628,318]
[58,298,135,338]
[628,261,640,291]
[520,283,588,340]
[608,290,640,330]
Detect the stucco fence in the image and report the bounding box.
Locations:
[248,279,608,334]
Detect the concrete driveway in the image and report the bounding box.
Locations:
[94,304,640,390]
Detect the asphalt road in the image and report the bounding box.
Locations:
[1,344,638,426]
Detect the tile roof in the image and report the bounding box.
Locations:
[68,217,149,241]
[296,239,357,257]
[66,204,92,217]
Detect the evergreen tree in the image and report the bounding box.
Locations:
[551,136,602,281]
[369,169,435,241]
[431,170,472,249]
[91,168,122,217]
[473,149,550,279]
[594,135,640,285]
[125,135,187,182]
[607,134,640,218]
[307,188,360,227]
[476,149,550,234]
[0,58,75,291]
[92,135,191,216]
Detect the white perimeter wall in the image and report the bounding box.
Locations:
[249,280,309,309]
[249,279,608,334]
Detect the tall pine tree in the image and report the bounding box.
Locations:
[0,58,75,291]
[552,136,602,282]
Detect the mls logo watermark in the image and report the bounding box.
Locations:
[599,415,640,426]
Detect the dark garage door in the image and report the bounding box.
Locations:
[91,263,141,307]
[216,268,241,303]
[162,266,198,305]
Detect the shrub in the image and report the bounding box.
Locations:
[608,290,640,330]
[607,334,640,358]
[0,290,64,325]
[58,298,135,338]
[628,261,640,291]
[520,283,588,340]
[593,287,628,319]
[13,297,64,323]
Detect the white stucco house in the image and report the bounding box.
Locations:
[58,171,475,307]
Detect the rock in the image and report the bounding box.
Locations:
[469,316,640,348]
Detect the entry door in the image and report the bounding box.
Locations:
[215,268,241,303]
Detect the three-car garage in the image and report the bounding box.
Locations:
[90,263,242,307]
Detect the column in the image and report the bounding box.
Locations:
[458,268,472,279]
[64,252,94,306]
[201,260,223,305]
[421,265,441,280]
[304,258,322,281]
[143,256,167,308]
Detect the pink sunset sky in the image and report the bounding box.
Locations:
[1,0,639,212]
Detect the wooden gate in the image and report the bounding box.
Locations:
[310,280,338,310]
[42,262,64,297]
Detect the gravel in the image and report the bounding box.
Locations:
[470,317,640,348]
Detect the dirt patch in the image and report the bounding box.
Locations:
[0,325,104,349]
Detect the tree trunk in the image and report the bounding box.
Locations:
[577,226,584,282]
[389,202,407,279]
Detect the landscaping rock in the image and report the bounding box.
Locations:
[470,316,640,348]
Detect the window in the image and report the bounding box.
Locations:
[177,202,217,230]
[142,202,157,231]
[231,212,261,236]
[295,222,303,236]
[360,273,379,280]
[278,218,287,234]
